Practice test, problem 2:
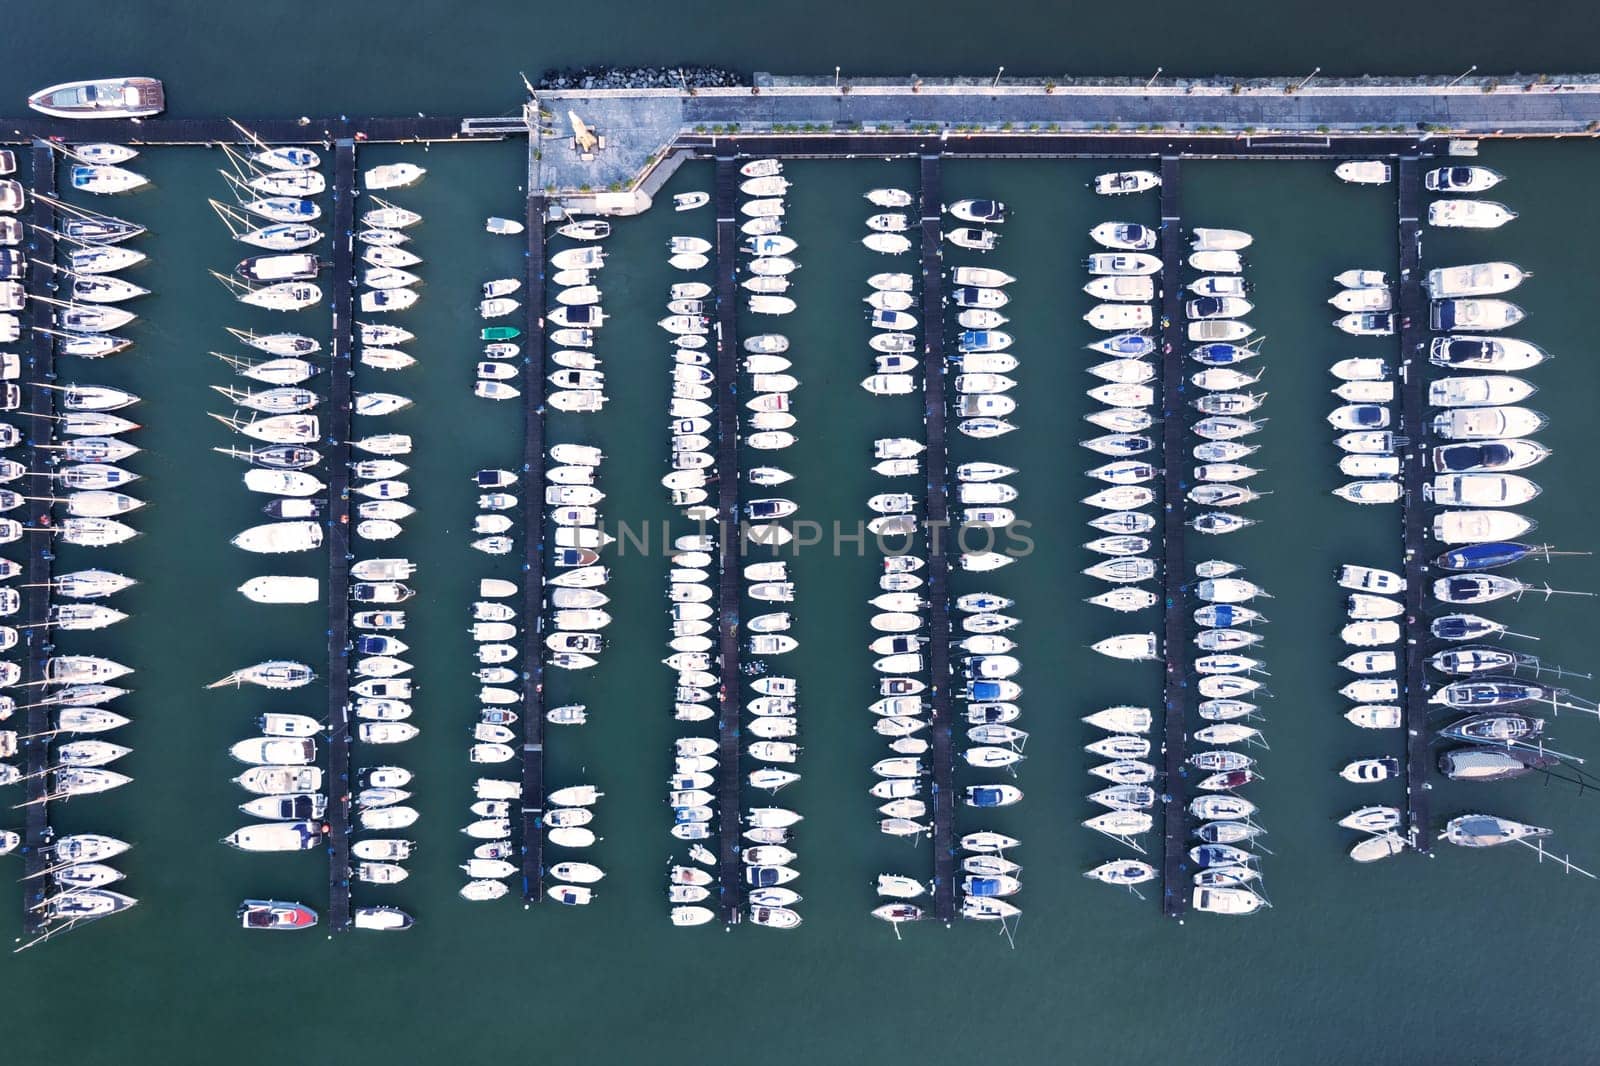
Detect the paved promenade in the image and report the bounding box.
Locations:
[530,77,1600,191]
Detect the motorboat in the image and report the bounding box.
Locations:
[1088,221,1156,250]
[1429,335,1546,372]
[1192,886,1267,915]
[239,899,318,930]
[1085,304,1153,331]
[1429,200,1516,229]
[1429,375,1535,408]
[950,199,1005,223]
[1330,287,1391,313]
[945,227,997,251]
[364,163,426,190]
[1094,170,1160,195]
[1433,407,1546,441]
[29,77,164,118]
[1334,312,1394,336]
[1425,166,1504,193]
[223,821,321,852]
[1431,298,1524,331]
[1432,439,1549,473]
[1335,160,1391,184]
[1085,276,1155,302]
[863,232,912,255]
[1185,249,1242,275]
[1189,320,1252,342]
[1426,261,1526,299]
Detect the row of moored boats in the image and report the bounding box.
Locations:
[0,147,147,943]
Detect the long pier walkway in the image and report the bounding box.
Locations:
[1157,156,1192,917]
[1394,156,1432,852]
[0,116,496,147]
[918,154,956,922]
[324,140,357,932]
[19,143,58,932]
[519,189,549,903]
[712,156,743,924]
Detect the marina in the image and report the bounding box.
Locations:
[0,96,1591,930]
[6,39,1600,1060]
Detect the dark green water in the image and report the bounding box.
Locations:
[4,9,1600,1065]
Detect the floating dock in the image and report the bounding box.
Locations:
[1394,155,1433,852]
[712,156,743,924]
[519,188,549,903]
[323,140,357,932]
[19,143,57,933]
[918,154,957,923]
[1157,155,1192,918]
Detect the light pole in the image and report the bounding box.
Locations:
[1446,65,1478,88]
[1146,67,1163,90]
[835,66,841,89]
[993,66,1005,89]
[1296,67,1321,91]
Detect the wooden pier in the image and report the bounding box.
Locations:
[1394,155,1433,852]
[18,143,58,933]
[918,154,957,923]
[712,156,743,923]
[324,140,357,931]
[519,189,549,903]
[1157,155,1192,917]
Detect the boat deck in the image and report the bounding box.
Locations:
[919,154,957,923]
[1394,155,1433,852]
[519,187,549,903]
[1157,156,1192,918]
[324,140,356,932]
[19,143,57,934]
[712,156,743,924]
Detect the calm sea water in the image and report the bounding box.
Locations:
[3,8,1600,1066]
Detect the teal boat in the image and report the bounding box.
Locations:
[481,326,521,341]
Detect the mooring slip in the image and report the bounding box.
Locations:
[1157,155,1192,918]
[918,154,957,923]
[712,156,743,923]
[19,142,58,931]
[519,189,549,903]
[324,140,357,932]
[1394,155,1433,852]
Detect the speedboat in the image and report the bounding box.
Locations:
[239,899,318,930]
[29,77,164,118]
